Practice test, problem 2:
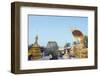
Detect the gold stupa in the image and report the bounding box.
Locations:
[28,36,42,60]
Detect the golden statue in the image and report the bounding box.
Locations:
[71,28,88,58]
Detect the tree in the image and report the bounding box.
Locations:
[28,44,33,49]
[73,41,77,45]
[49,50,58,60]
[64,42,71,48]
[84,35,88,48]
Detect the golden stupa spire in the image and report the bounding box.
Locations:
[32,35,40,47]
[35,35,38,44]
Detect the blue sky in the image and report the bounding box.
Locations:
[28,15,88,47]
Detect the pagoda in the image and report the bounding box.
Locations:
[28,35,42,60]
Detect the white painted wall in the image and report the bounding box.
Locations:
[0,0,100,76]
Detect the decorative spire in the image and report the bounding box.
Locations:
[35,35,38,44]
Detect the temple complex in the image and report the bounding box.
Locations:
[28,28,88,60]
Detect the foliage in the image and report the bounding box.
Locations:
[64,42,71,48]
[84,35,88,48]
[48,50,58,60]
[73,41,77,45]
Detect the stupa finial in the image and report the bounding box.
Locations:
[35,35,38,44]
